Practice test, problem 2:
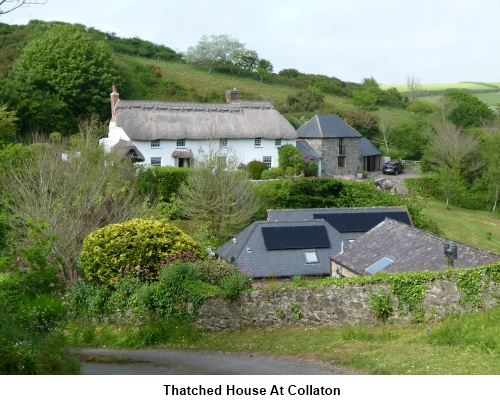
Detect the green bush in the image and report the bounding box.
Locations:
[278,144,301,170]
[136,165,190,202]
[260,169,276,180]
[248,160,268,180]
[64,256,251,321]
[79,218,205,286]
[17,295,66,332]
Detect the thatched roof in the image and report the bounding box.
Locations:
[114,100,297,141]
[110,139,145,161]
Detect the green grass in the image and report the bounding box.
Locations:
[65,305,500,374]
[422,199,500,254]
[381,81,500,93]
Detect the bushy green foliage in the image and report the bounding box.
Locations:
[256,177,439,233]
[247,160,268,180]
[136,165,190,203]
[388,121,429,159]
[368,290,393,321]
[14,24,120,122]
[65,256,251,320]
[79,218,205,285]
[261,167,284,180]
[0,104,17,146]
[444,90,493,128]
[278,144,301,170]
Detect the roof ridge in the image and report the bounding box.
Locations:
[369,218,500,258]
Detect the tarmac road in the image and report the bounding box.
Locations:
[78,348,363,375]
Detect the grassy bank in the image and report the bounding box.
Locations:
[422,199,500,254]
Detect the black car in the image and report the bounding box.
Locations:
[382,161,404,175]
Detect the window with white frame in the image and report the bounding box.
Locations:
[151,139,160,148]
[176,139,185,147]
[263,156,272,169]
[254,138,262,147]
[304,250,318,264]
[150,157,162,166]
[219,138,228,147]
[275,138,281,147]
[217,156,227,168]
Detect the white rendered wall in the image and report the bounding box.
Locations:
[134,138,296,168]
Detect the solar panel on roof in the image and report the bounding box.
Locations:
[261,225,331,250]
[310,225,331,248]
[314,210,411,233]
[279,227,297,249]
[261,227,281,250]
[294,226,312,248]
[387,211,412,225]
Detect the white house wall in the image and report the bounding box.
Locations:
[134,138,296,168]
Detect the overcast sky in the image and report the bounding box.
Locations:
[3,0,499,85]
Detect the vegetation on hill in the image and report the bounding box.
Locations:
[0,19,499,375]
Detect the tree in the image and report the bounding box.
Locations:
[480,125,500,213]
[184,34,244,74]
[406,74,422,105]
[0,0,45,15]
[438,165,465,210]
[178,140,262,240]
[0,104,17,147]
[233,48,259,72]
[444,90,493,128]
[434,95,460,123]
[0,116,148,282]
[424,121,482,173]
[13,24,119,120]
[378,112,391,155]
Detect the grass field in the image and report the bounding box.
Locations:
[421,199,500,254]
[380,81,500,92]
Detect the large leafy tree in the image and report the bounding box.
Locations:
[444,90,493,128]
[14,24,119,121]
[184,34,244,74]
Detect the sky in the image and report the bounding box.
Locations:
[2,0,499,85]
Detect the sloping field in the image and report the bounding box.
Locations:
[381,81,499,92]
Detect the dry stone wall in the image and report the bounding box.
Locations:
[195,277,499,331]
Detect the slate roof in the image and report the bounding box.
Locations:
[296,115,363,139]
[296,139,321,159]
[360,137,382,157]
[215,220,345,278]
[114,99,297,141]
[266,207,412,240]
[331,218,500,275]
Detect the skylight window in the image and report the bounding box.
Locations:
[304,250,318,264]
[365,257,394,274]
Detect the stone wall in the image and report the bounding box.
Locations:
[195,277,499,331]
[307,138,362,178]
